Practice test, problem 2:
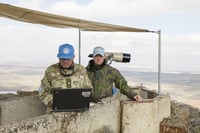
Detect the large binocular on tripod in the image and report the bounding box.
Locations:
[88,52,131,63]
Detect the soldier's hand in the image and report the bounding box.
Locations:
[134,95,142,102]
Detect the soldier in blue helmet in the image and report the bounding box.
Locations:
[39,43,92,113]
[86,46,142,102]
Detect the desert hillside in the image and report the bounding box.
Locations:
[0,65,43,91]
[122,70,200,109]
[0,65,199,109]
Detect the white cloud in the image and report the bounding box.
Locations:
[1,0,200,72]
[43,0,200,19]
[16,0,43,10]
[3,0,200,18]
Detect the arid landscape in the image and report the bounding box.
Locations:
[0,65,200,109]
[123,70,200,109]
[0,65,43,91]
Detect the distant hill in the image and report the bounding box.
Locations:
[121,69,200,90]
[0,65,43,91]
[120,69,200,109]
[0,65,199,109]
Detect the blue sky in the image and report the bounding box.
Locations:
[0,0,200,73]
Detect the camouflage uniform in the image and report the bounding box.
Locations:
[39,63,92,113]
[86,60,138,101]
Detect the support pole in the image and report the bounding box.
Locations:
[78,29,81,64]
[158,30,161,95]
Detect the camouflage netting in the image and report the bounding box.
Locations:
[160,100,200,133]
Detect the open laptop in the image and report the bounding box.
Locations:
[52,88,92,112]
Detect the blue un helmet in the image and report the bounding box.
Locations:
[57,44,74,59]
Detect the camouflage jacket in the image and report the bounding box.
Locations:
[86,60,138,100]
[39,63,92,113]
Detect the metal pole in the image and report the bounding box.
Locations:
[158,30,161,95]
[78,29,81,64]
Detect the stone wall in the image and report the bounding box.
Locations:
[0,95,46,125]
[121,95,171,133]
[0,101,121,133]
[0,95,171,133]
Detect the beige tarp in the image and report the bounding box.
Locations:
[0,3,150,32]
[0,3,162,94]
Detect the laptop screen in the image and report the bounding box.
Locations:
[52,88,92,112]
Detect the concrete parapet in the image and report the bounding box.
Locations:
[0,113,62,133]
[0,100,120,133]
[121,95,171,133]
[0,94,171,133]
[61,100,121,133]
[0,95,46,125]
